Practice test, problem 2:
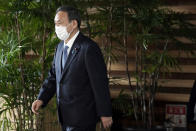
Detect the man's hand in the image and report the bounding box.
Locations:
[31,100,43,115]
[100,116,113,129]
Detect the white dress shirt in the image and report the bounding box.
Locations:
[64,31,80,55]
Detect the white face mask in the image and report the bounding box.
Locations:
[55,24,72,41]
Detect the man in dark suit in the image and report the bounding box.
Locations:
[31,6,113,131]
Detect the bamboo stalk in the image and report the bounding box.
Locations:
[16,12,24,131]
[108,4,113,77]
[123,0,138,121]
[85,11,91,38]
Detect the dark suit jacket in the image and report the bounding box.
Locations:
[37,32,112,127]
[187,80,196,123]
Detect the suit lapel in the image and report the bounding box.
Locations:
[60,32,82,81]
[54,41,64,83]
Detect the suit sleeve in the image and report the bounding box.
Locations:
[37,47,57,108]
[187,80,196,122]
[85,42,112,117]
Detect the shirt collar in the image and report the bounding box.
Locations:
[64,31,80,48]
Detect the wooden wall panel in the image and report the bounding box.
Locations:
[109,0,196,102]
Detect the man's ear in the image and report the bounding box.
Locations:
[72,20,78,29]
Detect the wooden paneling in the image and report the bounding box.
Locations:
[113,50,196,58]
[109,1,196,102]
[110,71,196,80]
[163,0,196,6]
[110,79,194,88]
[110,88,190,102]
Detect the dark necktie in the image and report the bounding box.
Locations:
[62,45,69,69]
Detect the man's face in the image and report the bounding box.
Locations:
[54,11,72,33]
